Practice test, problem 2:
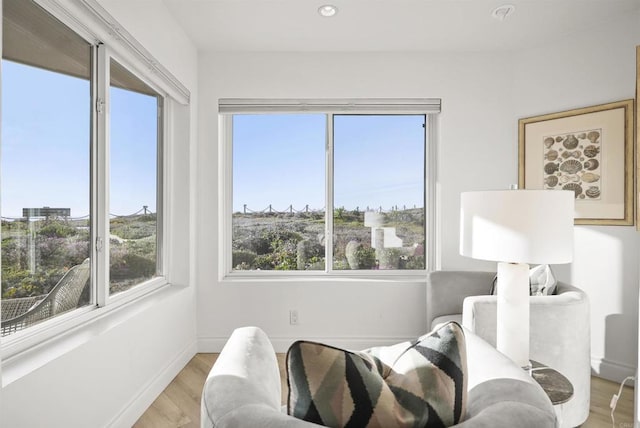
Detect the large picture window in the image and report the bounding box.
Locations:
[223,99,438,276]
[1,0,166,337]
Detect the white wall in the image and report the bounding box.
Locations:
[512,11,640,381]
[1,1,199,426]
[196,51,514,351]
[196,12,640,384]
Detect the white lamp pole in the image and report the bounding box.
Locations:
[460,189,574,368]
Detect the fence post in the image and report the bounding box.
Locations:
[244,204,247,214]
[305,204,309,213]
[269,204,273,213]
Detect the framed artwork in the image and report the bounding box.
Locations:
[636,46,640,230]
[519,99,634,225]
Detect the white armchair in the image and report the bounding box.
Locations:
[426,270,590,428]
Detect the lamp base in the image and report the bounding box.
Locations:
[496,262,530,368]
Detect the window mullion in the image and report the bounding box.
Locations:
[325,114,334,274]
[95,44,110,307]
[426,114,438,271]
[221,115,233,277]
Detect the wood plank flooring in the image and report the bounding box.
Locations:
[134,353,635,428]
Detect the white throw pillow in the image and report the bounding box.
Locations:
[489,264,557,296]
[529,264,557,296]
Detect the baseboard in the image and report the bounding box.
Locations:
[198,335,415,353]
[591,356,637,384]
[107,339,198,427]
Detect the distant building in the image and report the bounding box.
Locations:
[23,207,71,218]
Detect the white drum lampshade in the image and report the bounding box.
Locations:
[459,190,574,367]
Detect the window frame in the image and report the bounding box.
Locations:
[219,100,439,280]
[0,0,185,363]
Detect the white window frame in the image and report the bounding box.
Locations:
[219,99,440,281]
[0,0,188,366]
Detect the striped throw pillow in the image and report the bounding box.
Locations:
[286,321,467,428]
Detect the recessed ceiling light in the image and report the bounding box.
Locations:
[318,5,338,17]
[491,4,515,21]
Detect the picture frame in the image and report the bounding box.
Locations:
[519,99,634,225]
[636,46,640,230]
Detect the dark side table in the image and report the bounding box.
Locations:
[529,360,574,405]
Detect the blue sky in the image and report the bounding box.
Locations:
[2,59,424,218]
[233,114,425,213]
[1,60,158,219]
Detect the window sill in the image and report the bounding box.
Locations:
[221,270,429,284]
[1,279,182,387]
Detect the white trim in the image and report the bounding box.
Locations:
[426,114,438,271]
[1,278,168,367]
[198,335,416,354]
[1,280,172,386]
[106,339,197,427]
[219,98,441,114]
[96,43,110,307]
[220,105,435,278]
[161,99,171,282]
[218,115,233,280]
[35,0,190,104]
[325,114,334,273]
[220,272,428,283]
[591,355,637,384]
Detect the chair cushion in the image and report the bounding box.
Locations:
[286,321,467,428]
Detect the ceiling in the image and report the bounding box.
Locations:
[161,0,640,53]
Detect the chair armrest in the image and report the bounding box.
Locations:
[201,326,285,427]
[462,281,590,348]
[462,282,591,426]
[426,270,495,329]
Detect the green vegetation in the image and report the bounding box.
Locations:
[1,215,156,299]
[232,208,425,271]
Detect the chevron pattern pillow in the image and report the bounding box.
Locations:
[286,321,467,428]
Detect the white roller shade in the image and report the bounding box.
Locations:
[219,98,441,114]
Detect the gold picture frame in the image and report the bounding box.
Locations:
[636,46,640,230]
[519,99,634,225]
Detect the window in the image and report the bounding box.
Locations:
[333,115,426,271]
[222,99,439,276]
[109,59,162,295]
[0,0,171,338]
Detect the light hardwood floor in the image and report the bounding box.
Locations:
[134,353,635,428]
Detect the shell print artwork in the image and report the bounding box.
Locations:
[585,186,600,198]
[560,159,582,174]
[561,150,581,159]
[580,172,600,183]
[584,145,600,158]
[583,159,599,170]
[563,135,579,149]
[587,130,600,144]
[544,162,559,174]
[542,129,602,200]
[563,183,583,197]
[545,150,559,161]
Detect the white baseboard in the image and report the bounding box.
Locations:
[107,339,198,427]
[198,335,415,353]
[591,356,637,384]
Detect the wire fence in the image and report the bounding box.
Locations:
[236,204,423,215]
[1,206,155,222]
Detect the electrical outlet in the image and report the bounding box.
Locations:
[289,310,299,325]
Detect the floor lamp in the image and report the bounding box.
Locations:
[459,189,574,368]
